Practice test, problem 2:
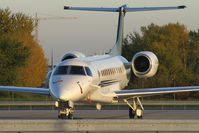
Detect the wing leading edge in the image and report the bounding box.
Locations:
[115,86,199,98]
[0,86,50,95]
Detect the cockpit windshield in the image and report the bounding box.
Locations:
[70,66,85,75]
[53,65,91,76]
[85,67,92,77]
[53,66,68,75]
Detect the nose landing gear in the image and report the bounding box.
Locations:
[55,101,74,119]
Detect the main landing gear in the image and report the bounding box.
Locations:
[55,101,74,119]
[124,97,144,119]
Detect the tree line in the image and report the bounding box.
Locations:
[122,23,199,100]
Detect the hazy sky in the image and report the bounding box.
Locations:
[0,0,199,64]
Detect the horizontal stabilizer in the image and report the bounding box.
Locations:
[64,6,119,12]
[125,6,186,12]
[64,5,186,12]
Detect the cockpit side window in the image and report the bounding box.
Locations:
[70,66,86,75]
[85,67,93,77]
[53,66,68,75]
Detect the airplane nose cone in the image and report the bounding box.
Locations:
[50,76,91,101]
[51,84,73,101]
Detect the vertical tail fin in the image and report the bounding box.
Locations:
[109,5,126,55]
[64,5,186,56]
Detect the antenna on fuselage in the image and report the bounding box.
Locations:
[64,5,186,55]
[51,49,54,70]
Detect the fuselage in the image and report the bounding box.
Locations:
[49,54,131,103]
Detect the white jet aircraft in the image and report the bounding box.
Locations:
[0,4,199,119]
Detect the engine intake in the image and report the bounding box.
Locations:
[132,51,159,78]
[61,51,85,62]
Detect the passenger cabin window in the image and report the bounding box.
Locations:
[70,66,85,75]
[85,67,93,77]
[100,66,125,77]
[53,66,68,75]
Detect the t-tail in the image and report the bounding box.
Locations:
[64,4,186,55]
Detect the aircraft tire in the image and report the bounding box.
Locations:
[136,107,143,119]
[129,107,135,119]
[67,113,74,119]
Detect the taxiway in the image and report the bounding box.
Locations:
[0,110,199,120]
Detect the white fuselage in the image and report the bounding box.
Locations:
[49,54,131,103]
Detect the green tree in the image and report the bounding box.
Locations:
[0,36,29,85]
[0,8,47,87]
[123,23,199,99]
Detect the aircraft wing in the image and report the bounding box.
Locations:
[0,86,50,95]
[115,86,199,98]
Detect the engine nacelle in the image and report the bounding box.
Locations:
[132,51,159,78]
[61,51,85,62]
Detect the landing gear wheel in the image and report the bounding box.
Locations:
[67,113,74,119]
[59,114,67,119]
[129,107,135,119]
[136,108,143,119]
